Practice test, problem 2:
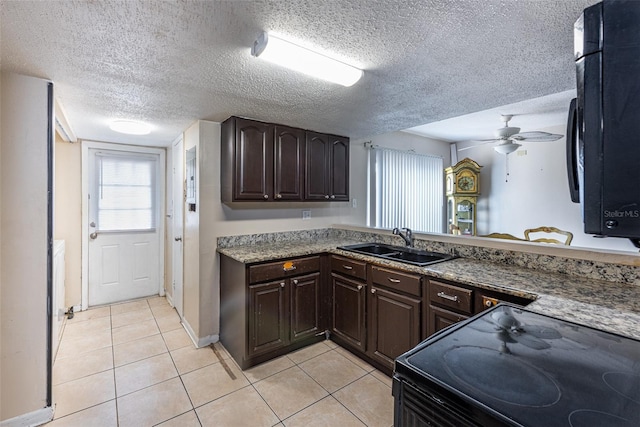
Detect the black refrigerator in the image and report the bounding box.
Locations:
[567,0,640,247]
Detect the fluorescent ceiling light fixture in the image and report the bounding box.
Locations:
[109,120,152,135]
[251,32,363,87]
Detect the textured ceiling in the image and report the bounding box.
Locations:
[0,0,594,146]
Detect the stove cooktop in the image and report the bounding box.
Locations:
[396,304,640,427]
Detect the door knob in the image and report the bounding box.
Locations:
[90,232,98,240]
[175,236,182,241]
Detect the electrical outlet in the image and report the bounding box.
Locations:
[302,210,311,220]
[352,198,357,208]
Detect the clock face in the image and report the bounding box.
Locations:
[458,176,475,191]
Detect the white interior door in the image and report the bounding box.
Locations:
[172,137,184,316]
[87,147,163,306]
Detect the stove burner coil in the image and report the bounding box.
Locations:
[443,346,561,407]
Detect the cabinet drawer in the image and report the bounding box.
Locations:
[331,255,366,280]
[371,266,421,297]
[249,256,320,283]
[429,280,473,314]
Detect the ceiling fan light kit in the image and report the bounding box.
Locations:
[494,142,521,155]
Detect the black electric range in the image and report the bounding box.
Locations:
[393,303,640,427]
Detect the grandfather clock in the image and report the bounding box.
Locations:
[445,158,482,236]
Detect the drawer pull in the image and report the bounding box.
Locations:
[342,265,353,270]
[293,279,299,285]
[282,262,296,272]
[280,282,285,288]
[437,291,459,302]
[388,278,401,283]
[357,285,363,291]
[371,288,377,294]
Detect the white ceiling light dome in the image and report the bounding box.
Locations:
[494,141,521,155]
[109,120,152,135]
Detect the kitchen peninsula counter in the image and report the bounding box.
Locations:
[218,239,640,340]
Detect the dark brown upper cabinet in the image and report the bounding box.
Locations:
[221,117,274,201]
[274,125,305,201]
[305,132,349,201]
[222,116,348,203]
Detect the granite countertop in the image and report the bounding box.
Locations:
[218,240,640,340]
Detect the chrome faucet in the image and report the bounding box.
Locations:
[393,227,414,247]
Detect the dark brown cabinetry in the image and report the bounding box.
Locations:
[426,280,474,337]
[221,254,324,369]
[425,278,534,337]
[330,256,367,352]
[367,266,421,371]
[305,132,349,201]
[221,116,348,203]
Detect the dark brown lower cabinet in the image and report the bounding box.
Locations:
[248,280,289,357]
[290,273,321,343]
[427,304,468,336]
[367,266,422,372]
[221,254,323,369]
[331,273,367,352]
[248,272,321,359]
[367,284,421,372]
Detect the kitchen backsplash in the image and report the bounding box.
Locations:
[217,227,640,286]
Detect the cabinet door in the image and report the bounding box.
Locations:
[234,118,274,200]
[368,286,421,370]
[290,273,321,343]
[428,305,468,336]
[274,125,304,201]
[329,135,349,201]
[305,131,330,200]
[331,273,367,351]
[248,280,289,357]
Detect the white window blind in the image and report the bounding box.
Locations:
[96,153,157,232]
[374,148,443,233]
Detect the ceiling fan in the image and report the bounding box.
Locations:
[461,114,563,154]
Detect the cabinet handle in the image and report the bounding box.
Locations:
[263,194,269,199]
[330,195,335,199]
[293,279,298,285]
[388,278,401,283]
[280,282,285,288]
[437,291,459,302]
[342,265,353,270]
[357,285,363,291]
[276,194,282,199]
[371,288,377,294]
[324,195,330,199]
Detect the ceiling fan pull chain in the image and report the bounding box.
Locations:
[505,154,510,182]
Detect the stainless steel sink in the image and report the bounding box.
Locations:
[338,243,455,267]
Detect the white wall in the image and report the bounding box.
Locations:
[54,135,82,307]
[458,124,637,252]
[1,73,51,422]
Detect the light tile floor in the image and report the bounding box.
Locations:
[46,296,394,427]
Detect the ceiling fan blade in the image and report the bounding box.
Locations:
[458,140,495,151]
[511,131,563,142]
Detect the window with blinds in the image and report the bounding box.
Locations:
[96,153,157,232]
[373,148,444,233]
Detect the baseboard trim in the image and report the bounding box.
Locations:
[0,406,54,427]
[165,293,174,308]
[181,318,218,348]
